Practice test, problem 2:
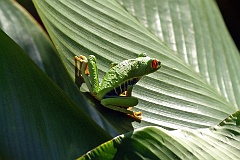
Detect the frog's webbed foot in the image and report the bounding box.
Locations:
[105,105,142,122]
[129,113,142,122]
[75,55,89,75]
[75,55,93,91]
[127,107,142,122]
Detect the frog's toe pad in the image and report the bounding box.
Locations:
[128,111,142,122]
[134,111,142,116]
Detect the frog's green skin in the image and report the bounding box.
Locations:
[75,53,161,120]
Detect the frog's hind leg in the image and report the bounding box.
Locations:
[101,96,142,121]
[101,96,138,107]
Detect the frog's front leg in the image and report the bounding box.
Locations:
[101,97,142,120]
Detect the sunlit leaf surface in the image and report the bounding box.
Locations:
[33,0,240,131]
[78,111,240,159]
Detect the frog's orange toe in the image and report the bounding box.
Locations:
[127,111,142,122]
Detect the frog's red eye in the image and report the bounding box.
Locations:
[152,59,161,69]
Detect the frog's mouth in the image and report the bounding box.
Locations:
[104,77,140,97]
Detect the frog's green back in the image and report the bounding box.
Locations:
[96,56,161,100]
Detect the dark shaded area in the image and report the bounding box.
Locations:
[216,0,240,51]
[16,0,45,31]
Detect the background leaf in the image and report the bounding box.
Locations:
[78,111,240,159]
[0,29,111,159]
[0,0,117,135]
[118,0,240,108]
[33,0,240,131]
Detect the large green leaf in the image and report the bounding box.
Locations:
[32,0,240,131]
[78,111,240,159]
[0,29,111,159]
[0,0,117,135]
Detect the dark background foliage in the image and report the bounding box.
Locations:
[216,0,240,51]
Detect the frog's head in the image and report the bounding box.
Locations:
[134,53,161,76]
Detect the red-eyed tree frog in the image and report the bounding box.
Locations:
[75,53,161,121]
